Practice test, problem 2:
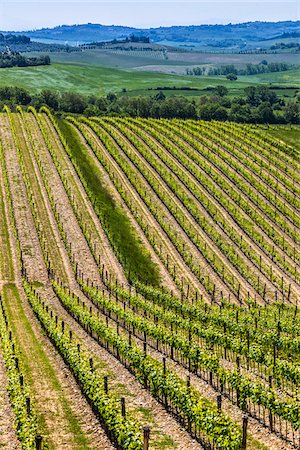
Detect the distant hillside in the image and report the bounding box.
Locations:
[0,33,80,53]
[262,31,300,41]
[4,21,300,47]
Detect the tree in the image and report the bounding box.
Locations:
[229,104,253,123]
[60,92,87,113]
[159,97,197,119]
[198,104,228,121]
[154,91,166,101]
[41,55,51,65]
[257,103,277,123]
[95,97,109,113]
[283,101,300,124]
[83,105,101,117]
[37,89,59,110]
[107,93,117,102]
[244,86,259,106]
[215,85,228,97]
[226,73,237,81]
[13,87,31,105]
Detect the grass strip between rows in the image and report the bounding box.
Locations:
[44,108,160,287]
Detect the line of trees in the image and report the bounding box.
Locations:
[1,85,299,124]
[186,62,292,77]
[270,42,300,51]
[0,34,30,44]
[0,52,50,68]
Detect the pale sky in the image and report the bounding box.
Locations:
[0,1,298,31]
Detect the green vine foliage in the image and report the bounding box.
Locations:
[24,281,143,450]
[0,300,38,449]
[52,281,242,449]
[77,281,300,429]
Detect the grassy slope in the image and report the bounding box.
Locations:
[239,69,300,85]
[0,163,14,280]
[27,47,300,66]
[264,125,300,152]
[57,118,160,286]
[0,61,280,96]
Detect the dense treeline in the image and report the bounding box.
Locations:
[0,34,30,44]
[270,42,300,51]
[1,85,299,124]
[0,52,50,68]
[81,34,150,49]
[0,32,80,53]
[186,62,293,76]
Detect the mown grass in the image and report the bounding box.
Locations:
[56,118,161,286]
[264,125,300,153]
[1,61,294,97]
[0,142,15,281]
[0,63,213,96]
[0,186,14,281]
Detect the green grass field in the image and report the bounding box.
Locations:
[264,125,300,151]
[239,69,300,86]
[26,48,300,69]
[0,62,253,95]
[2,60,299,97]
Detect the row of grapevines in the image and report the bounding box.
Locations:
[40,107,161,286]
[0,126,40,448]
[55,281,300,430]
[0,298,38,449]
[23,281,143,450]
[84,278,300,394]
[93,279,300,386]
[155,119,299,260]
[72,281,220,373]
[50,281,244,449]
[131,281,300,359]
[24,110,244,448]
[105,117,296,299]
[170,119,299,239]
[99,118,279,301]
[17,107,84,284]
[200,120,299,195]
[91,118,246,299]
[26,107,107,280]
[215,121,300,177]
[129,117,298,282]
[0,134,23,273]
[234,122,300,163]
[4,107,66,280]
[69,115,216,299]
[188,120,300,210]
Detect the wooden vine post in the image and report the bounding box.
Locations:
[104,376,108,395]
[269,376,273,432]
[143,426,150,450]
[217,394,222,411]
[121,397,126,418]
[242,415,248,450]
[35,435,43,450]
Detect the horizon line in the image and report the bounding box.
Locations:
[2,18,299,33]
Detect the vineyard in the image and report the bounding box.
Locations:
[0,107,299,450]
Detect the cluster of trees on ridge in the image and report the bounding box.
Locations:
[81,34,150,49]
[1,85,299,124]
[0,32,80,53]
[0,52,50,68]
[0,34,30,44]
[186,62,293,77]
